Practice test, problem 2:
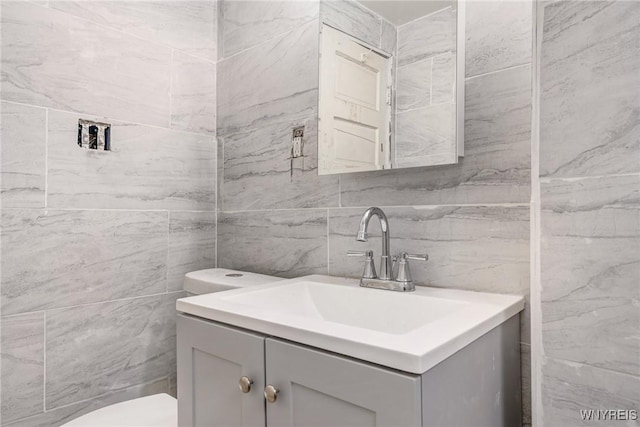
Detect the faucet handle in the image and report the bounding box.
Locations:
[346,250,377,279]
[395,252,428,284]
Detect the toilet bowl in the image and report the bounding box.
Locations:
[62,394,177,427]
[61,268,278,427]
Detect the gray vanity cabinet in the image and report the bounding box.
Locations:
[265,338,422,426]
[177,313,521,427]
[177,314,266,427]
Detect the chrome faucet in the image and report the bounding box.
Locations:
[348,207,429,292]
[356,207,393,280]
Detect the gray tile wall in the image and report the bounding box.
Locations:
[216,0,533,424]
[5,3,636,426]
[541,358,640,427]
[0,1,217,425]
[538,1,640,424]
[321,0,383,47]
[393,7,458,167]
[395,7,457,168]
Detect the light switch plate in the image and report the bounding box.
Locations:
[292,126,304,158]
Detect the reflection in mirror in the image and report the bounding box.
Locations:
[318,0,464,175]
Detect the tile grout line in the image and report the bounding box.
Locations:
[543,355,640,380]
[169,49,217,66]
[0,207,217,214]
[540,172,640,183]
[0,311,49,320]
[396,5,454,30]
[38,377,171,416]
[429,58,434,106]
[215,136,220,268]
[399,100,456,115]
[217,106,319,144]
[214,208,219,268]
[0,99,215,140]
[166,210,171,294]
[530,2,543,425]
[393,32,399,164]
[348,0,395,30]
[326,209,330,275]
[169,49,175,131]
[44,109,48,209]
[220,203,531,215]
[3,202,530,214]
[397,52,449,70]
[221,138,225,213]
[43,311,47,412]
[218,16,319,63]
[1,290,186,319]
[27,1,217,65]
[378,15,383,49]
[466,62,532,81]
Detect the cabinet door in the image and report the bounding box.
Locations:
[177,314,265,427]
[265,338,421,427]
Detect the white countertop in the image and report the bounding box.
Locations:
[177,275,524,374]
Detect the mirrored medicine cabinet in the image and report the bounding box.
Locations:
[318,0,465,175]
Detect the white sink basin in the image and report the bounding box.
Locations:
[177,275,524,374]
[222,280,467,334]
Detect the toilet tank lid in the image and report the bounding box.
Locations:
[183,268,280,295]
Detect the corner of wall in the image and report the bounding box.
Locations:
[530,1,544,424]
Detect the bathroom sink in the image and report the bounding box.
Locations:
[177,275,524,373]
[222,280,466,334]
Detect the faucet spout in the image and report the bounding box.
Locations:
[356,207,393,280]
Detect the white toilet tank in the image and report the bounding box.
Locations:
[61,268,278,427]
[183,268,280,295]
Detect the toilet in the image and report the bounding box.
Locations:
[61,268,278,427]
[62,394,177,427]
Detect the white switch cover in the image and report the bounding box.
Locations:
[292,126,304,158]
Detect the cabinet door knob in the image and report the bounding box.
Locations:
[238,376,253,393]
[264,385,279,403]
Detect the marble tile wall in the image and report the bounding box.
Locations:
[216,1,533,425]
[1,209,169,315]
[537,1,640,425]
[0,313,45,424]
[541,176,639,376]
[465,1,532,77]
[219,1,318,58]
[541,358,640,427]
[46,110,216,211]
[218,209,328,278]
[45,294,181,408]
[320,0,382,48]
[0,1,216,425]
[539,1,638,179]
[395,8,457,168]
[0,102,46,208]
